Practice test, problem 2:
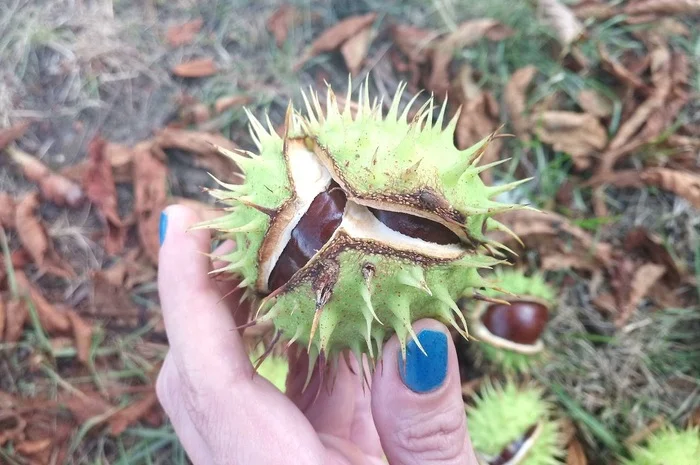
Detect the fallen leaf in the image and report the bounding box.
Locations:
[0,411,26,445]
[572,1,620,19]
[154,127,240,182]
[266,4,301,47]
[108,391,159,436]
[296,13,377,70]
[617,263,666,327]
[0,121,30,151]
[165,18,204,47]
[340,25,373,76]
[5,146,84,208]
[576,89,612,118]
[84,136,125,255]
[504,66,537,141]
[58,390,112,423]
[14,193,74,278]
[624,0,700,16]
[172,58,217,78]
[532,111,608,170]
[133,143,168,265]
[624,227,683,283]
[428,19,513,97]
[390,23,439,64]
[214,95,253,114]
[537,0,585,47]
[0,194,16,229]
[0,298,5,342]
[593,168,700,209]
[592,292,618,315]
[15,271,71,334]
[450,66,502,182]
[66,310,93,364]
[15,437,52,456]
[541,252,599,272]
[489,208,613,266]
[566,437,588,465]
[4,299,28,343]
[104,141,135,182]
[90,264,140,325]
[598,44,648,90]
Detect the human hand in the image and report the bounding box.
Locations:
[155,205,481,465]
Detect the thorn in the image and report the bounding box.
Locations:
[252,330,282,373]
[472,292,511,306]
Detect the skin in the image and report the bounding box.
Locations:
[156,205,481,465]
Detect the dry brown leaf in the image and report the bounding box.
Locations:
[296,13,377,70]
[165,18,204,47]
[596,168,700,209]
[108,391,159,436]
[0,411,26,445]
[15,193,48,269]
[15,437,52,456]
[428,19,513,97]
[532,111,608,170]
[624,227,683,283]
[84,137,125,255]
[58,390,112,423]
[625,0,700,16]
[5,146,84,208]
[133,143,168,265]
[172,58,217,78]
[598,44,648,90]
[566,437,588,465]
[0,121,30,151]
[66,310,93,364]
[15,271,71,334]
[0,298,5,343]
[266,4,302,47]
[490,208,613,266]
[214,95,252,114]
[537,0,585,47]
[390,24,439,64]
[4,299,28,343]
[541,252,599,272]
[154,127,240,182]
[504,66,537,141]
[617,263,666,327]
[340,25,372,76]
[0,194,16,229]
[576,89,612,118]
[104,141,135,182]
[90,266,140,325]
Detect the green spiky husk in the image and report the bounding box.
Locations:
[251,349,289,393]
[467,380,565,465]
[468,268,557,374]
[621,425,700,465]
[201,79,529,368]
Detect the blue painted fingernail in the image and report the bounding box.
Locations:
[399,329,448,393]
[159,211,168,245]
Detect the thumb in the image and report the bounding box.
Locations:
[371,319,479,465]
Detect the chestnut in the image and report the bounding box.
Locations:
[480,300,549,346]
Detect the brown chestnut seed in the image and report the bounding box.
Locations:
[269,183,347,292]
[369,208,461,245]
[488,424,538,465]
[480,300,549,345]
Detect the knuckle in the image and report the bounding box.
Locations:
[394,404,468,463]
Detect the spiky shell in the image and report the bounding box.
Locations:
[621,425,700,465]
[250,348,289,393]
[467,379,565,465]
[200,79,528,372]
[468,268,557,374]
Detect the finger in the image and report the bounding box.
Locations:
[158,205,252,385]
[156,354,215,465]
[210,240,252,329]
[348,356,383,458]
[371,319,479,465]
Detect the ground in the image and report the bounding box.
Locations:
[0,0,699,464]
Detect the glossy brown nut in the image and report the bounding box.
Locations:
[269,185,347,292]
[369,208,460,245]
[488,424,537,465]
[480,300,549,345]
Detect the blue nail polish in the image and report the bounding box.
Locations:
[159,211,168,246]
[399,329,448,393]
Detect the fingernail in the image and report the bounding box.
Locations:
[159,211,168,246]
[399,329,448,393]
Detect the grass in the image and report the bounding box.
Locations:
[1,0,699,464]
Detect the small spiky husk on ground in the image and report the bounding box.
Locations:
[467,268,557,374]
[620,425,700,465]
[466,378,566,465]
[198,77,531,384]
